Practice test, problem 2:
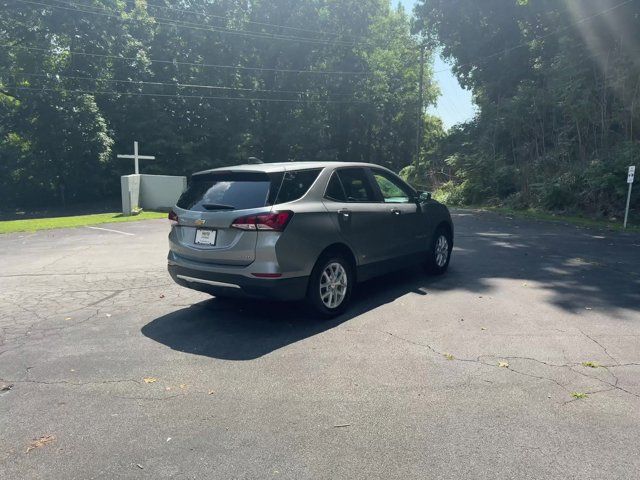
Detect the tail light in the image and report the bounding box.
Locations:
[231,211,293,232]
[168,209,179,224]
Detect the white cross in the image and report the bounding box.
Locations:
[117,141,155,174]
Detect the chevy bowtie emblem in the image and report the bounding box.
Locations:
[195,219,206,226]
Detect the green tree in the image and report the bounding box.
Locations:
[1,0,437,208]
[415,0,640,216]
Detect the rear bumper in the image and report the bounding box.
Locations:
[168,264,308,301]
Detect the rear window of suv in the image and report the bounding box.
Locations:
[177,172,272,211]
[177,168,321,211]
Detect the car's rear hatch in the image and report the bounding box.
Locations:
[171,170,282,266]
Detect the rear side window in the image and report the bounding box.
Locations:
[324,172,346,202]
[274,169,321,204]
[337,168,377,202]
[177,172,272,211]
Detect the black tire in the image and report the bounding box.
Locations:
[306,252,354,318]
[424,226,452,275]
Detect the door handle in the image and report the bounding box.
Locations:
[390,208,401,215]
[338,209,351,218]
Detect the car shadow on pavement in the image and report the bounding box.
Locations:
[142,212,640,360]
[141,268,432,361]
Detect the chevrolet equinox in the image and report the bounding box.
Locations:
[167,162,453,317]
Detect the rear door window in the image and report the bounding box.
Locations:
[177,172,273,211]
[336,168,378,202]
[274,169,322,204]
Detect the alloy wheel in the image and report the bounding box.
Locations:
[319,262,348,309]
[435,235,449,267]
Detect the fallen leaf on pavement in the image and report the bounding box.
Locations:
[25,435,55,453]
[1,383,14,393]
[582,361,600,368]
[143,377,157,384]
[444,353,455,360]
[571,392,588,399]
[179,384,187,389]
[498,361,509,368]
[481,327,486,331]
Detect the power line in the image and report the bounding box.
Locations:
[13,71,358,97]
[32,0,356,47]
[65,0,369,44]
[18,0,361,48]
[0,43,373,76]
[4,85,366,104]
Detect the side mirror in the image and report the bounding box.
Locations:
[418,191,432,202]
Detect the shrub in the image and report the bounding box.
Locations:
[433,181,468,205]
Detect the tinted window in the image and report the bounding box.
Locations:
[275,169,321,204]
[324,172,346,202]
[337,168,377,202]
[177,172,272,211]
[372,171,413,203]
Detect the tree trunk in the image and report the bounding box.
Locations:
[575,117,584,162]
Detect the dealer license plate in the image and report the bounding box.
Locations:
[195,229,217,245]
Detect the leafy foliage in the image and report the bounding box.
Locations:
[0,0,436,208]
[415,0,640,216]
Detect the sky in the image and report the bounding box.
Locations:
[396,0,475,129]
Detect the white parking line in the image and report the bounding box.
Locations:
[86,226,135,236]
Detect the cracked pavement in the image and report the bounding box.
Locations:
[1,210,639,479]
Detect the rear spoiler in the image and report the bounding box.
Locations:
[191,170,269,181]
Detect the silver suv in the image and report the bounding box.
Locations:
[168,162,453,316]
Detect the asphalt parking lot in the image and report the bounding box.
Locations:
[1,209,640,479]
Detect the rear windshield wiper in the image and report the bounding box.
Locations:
[202,203,235,211]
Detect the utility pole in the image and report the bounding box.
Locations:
[414,42,425,173]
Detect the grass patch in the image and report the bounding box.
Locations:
[0,211,167,234]
[463,205,640,233]
[571,392,589,399]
